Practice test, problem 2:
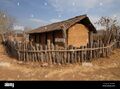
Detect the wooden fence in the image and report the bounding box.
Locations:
[3,29,120,65]
[4,39,120,65]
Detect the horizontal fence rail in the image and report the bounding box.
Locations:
[16,42,117,52]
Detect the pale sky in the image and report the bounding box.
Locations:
[0,0,120,29]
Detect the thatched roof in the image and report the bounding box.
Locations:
[27,14,97,34]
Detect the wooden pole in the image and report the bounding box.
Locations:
[47,40,52,65]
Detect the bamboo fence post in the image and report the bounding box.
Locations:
[40,45,44,63]
[17,42,20,61]
[67,47,70,64]
[81,46,84,63]
[46,45,49,63]
[102,43,105,57]
[92,43,94,59]
[74,47,77,63]
[64,47,67,65]
[23,43,26,62]
[51,43,55,64]
[20,43,22,61]
[36,44,40,62]
[86,44,90,61]
[30,43,35,62]
[70,45,74,64]
[55,45,59,64]
[28,43,31,61]
[34,45,37,62]
[47,40,52,65]
[94,43,97,59]
[61,50,64,65]
[77,49,80,63]
[25,42,28,62]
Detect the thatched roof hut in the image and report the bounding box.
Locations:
[27,15,97,47]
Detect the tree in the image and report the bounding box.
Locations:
[0,11,15,34]
[95,16,118,30]
[95,16,120,45]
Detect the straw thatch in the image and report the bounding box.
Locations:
[27,14,97,34]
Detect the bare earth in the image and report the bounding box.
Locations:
[0,45,120,80]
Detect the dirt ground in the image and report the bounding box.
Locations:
[0,44,120,80]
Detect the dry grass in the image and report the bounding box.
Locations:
[0,44,120,80]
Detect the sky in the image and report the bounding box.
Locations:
[0,0,120,29]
